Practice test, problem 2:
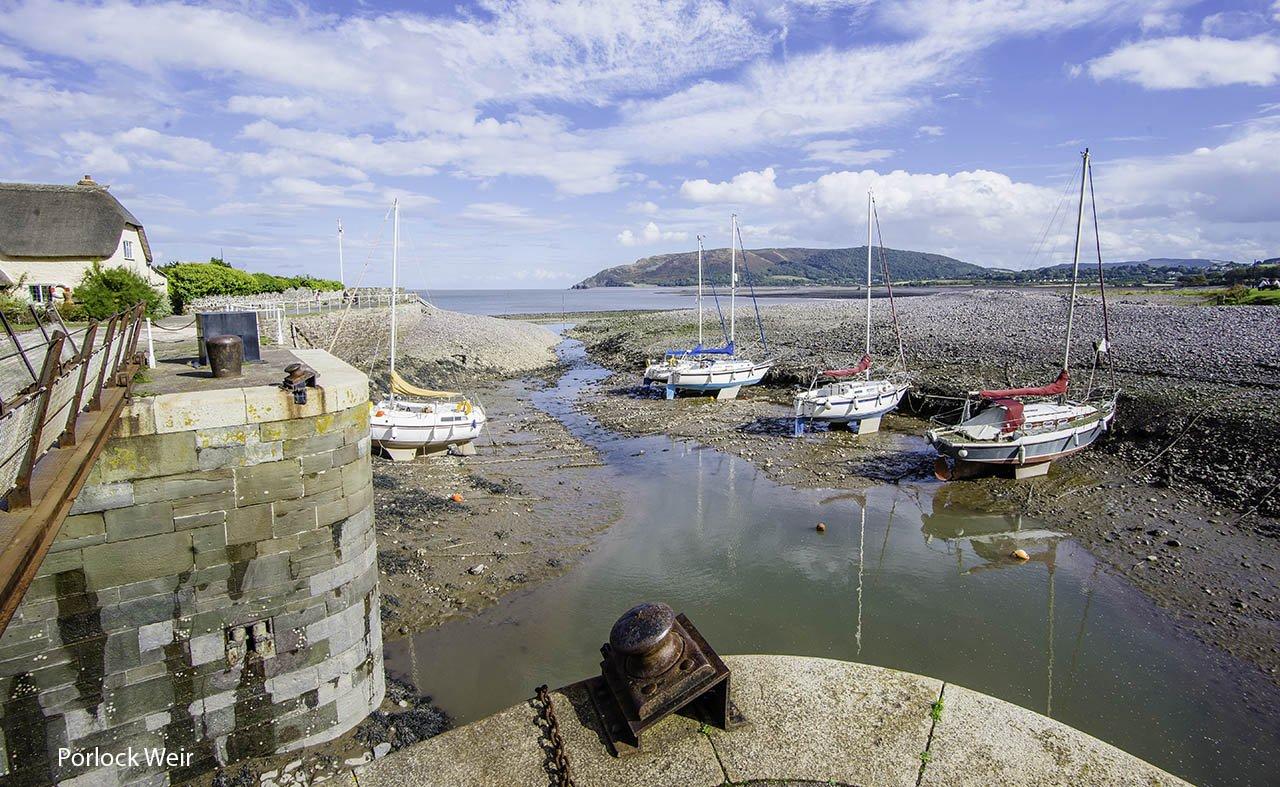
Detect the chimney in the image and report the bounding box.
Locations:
[76,174,97,187]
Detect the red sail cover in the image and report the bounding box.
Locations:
[821,354,872,378]
[980,370,1069,400]
[990,397,1025,432]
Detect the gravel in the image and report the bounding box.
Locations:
[572,289,1280,517]
[296,303,558,392]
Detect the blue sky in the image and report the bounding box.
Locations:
[1,0,1277,288]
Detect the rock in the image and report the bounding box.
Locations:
[373,742,393,759]
[467,564,487,575]
[344,754,372,767]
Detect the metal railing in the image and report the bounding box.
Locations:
[0,303,146,506]
[197,290,418,317]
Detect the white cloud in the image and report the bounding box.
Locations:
[680,168,782,205]
[917,125,945,137]
[803,139,894,165]
[617,221,688,246]
[227,95,323,122]
[512,268,573,281]
[1088,35,1280,89]
[460,202,561,230]
[673,119,1280,266]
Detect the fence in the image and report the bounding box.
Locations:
[195,290,419,317]
[0,303,146,506]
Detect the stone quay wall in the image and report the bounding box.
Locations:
[0,349,383,786]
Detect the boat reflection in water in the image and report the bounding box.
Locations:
[920,485,1086,718]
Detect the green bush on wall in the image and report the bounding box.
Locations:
[76,263,169,319]
[161,260,344,312]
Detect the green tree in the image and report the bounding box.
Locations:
[76,263,167,318]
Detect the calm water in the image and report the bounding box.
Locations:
[415,287,933,316]
[385,335,1279,786]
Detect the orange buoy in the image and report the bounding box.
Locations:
[450,493,465,503]
[815,522,827,533]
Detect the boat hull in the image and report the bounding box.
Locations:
[370,400,486,460]
[795,380,909,423]
[927,405,1114,472]
[668,360,772,393]
[665,360,773,399]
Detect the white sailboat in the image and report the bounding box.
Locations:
[927,148,1118,480]
[661,214,773,400]
[793,191,910,436]
[369,200,486,461]
[643,234,711,385]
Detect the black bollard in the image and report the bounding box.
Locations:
[206,335,244,378]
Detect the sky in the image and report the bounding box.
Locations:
[1,0,1278,289]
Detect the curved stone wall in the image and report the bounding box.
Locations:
[0,350,383,785]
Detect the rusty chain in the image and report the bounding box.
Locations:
[534,684,575,787]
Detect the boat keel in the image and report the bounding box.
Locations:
[715,386,741,401]
[855,416,881,435]
[382,445,421,462]
[1013,462,1051,479]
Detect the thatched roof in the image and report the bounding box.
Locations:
[0,176,152,262]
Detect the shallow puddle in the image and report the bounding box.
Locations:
[385,335,1279,786]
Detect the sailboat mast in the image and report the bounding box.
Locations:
[390,199,399,388]
[865,191,873,375]
[337,219,345,287]
[1063,149,1089,373]
[729,214,737,347]
[697,235,704,348]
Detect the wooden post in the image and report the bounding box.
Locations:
[89,314,118,411]
[11,332,67,509]
[58,321,99,448]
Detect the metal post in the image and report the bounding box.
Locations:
[1063,148,1089,373]
[28,305,51,345]
[0,310,36,380]
[59,321,99,448]
[12,331,66,509]
[145,317,156,368]
[48,306,79,355]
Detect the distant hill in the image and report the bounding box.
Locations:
[575,251,1242,288]
[1030,258,1225,277]
[574,246,989,288]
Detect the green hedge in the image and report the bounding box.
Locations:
[161,261,344,312]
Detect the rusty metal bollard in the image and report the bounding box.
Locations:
[207,334,244,378]
[586,602,742,756]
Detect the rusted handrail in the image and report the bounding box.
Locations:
[0,302,148,637]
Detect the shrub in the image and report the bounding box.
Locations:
[290,275,344,292]
[252,272,292,293]
[75,263,167,319]
[162,262,258,312]
[0,294,33,326]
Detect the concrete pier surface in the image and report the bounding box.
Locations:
[342,655,1189,786]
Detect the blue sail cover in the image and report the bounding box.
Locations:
[665,342,735,357]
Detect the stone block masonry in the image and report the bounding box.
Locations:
[0,350,384,785]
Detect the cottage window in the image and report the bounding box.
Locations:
[123,239,134,260]
[29,285,54,304]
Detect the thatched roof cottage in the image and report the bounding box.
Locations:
[0,175,168,303]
